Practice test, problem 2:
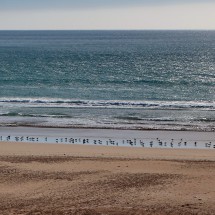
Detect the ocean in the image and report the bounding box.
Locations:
[0,30,214,131]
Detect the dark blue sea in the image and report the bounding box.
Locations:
[0,30,214,131]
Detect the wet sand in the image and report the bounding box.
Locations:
[0,141,215,214]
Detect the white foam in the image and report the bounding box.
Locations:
[0,97,214,109]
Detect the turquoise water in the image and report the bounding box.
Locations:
[0,31,215,130]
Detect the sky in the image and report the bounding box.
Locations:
[0,0,215,30]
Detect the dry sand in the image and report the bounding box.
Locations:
[0,141,215,215]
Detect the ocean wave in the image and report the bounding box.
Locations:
[0,112,72,118]
[1,111,214,124]
[0,97,215,110]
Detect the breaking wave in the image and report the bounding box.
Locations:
[0,97,215,110]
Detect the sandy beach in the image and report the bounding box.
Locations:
[0,128,215,215]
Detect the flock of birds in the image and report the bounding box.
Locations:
[0,135,214,149]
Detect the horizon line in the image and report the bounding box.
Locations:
[0,29,215,31]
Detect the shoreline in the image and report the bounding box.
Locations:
[1,124,215,132]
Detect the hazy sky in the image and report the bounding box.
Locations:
[0,0,215,30]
